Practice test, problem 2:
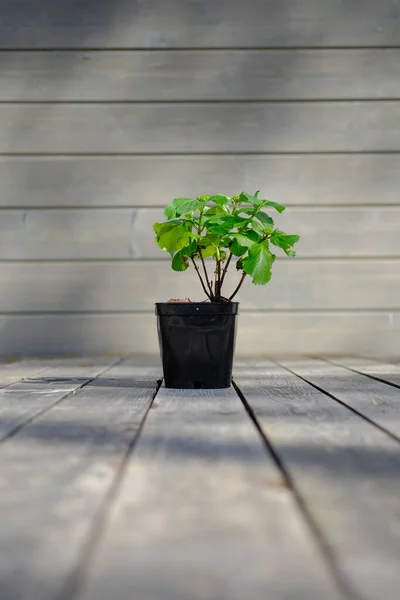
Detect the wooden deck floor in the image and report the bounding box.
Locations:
[0,356,399,600]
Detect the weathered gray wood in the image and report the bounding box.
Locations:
[0,358,119,442]
[1,102,400,153]
[1,260,400,311]
[0,312,399,357]
[0,359,62,389]
[3,49,400,101]
[0,358,159,600]
[78,385,341,600]
[329,357,400,387]
[1,154,399,208]
[2,206,400,259]
[234,361,400,600]
[278,358,400,439]
[0,0,399,48]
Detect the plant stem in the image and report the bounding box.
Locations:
[214,260,222,299]
[190,257,211,300]
[229,271,247,301]
[199,252,213,295]
[220,251,233,288]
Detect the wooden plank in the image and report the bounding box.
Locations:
[78,385,341,600]
[1,260,400,312]
[1,102,400,153]
[2,206,400,259]
[329,357,400,387]
[0,358,159,600]
[1,154,399,208]
[0,311,398,359]
[0,358,119,442]
[234,361,400,600]
[0,0,399,48]
[0,359,62,389]
[3,49,400,101]
[278,358,400,439]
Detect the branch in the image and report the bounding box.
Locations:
[214,260,222,299]
[228,271,247,301]
[219,251,233,289]
[199,252,213,295]
[190,257,212,300]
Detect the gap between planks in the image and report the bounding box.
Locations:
[324,356,400,390]
[0,357,161,600]
[73,383,343,600]
[276,358,400,443]
[0,357,121,443]
[233,359,400,600]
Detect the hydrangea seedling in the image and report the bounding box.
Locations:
[153,191,300,302]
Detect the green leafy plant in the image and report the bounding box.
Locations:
[153,191,300,302]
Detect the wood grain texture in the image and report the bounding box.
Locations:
[2,206,400,259]
[1,154,398,208]
[78,385,340,600]
[0,358,118,442]
[0,260,399,312]
[329,357,400,387]
[278,358,400,439]
[0,359,61,388]
[0,358,159,600]
[1,102,400,153]
[0,312,399,358]
[234,361,400,600]
[3,49,400,101]
[0,0,399,48]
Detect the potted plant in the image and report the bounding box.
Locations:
[153,191,300,389]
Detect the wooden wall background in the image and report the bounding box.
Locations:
[1,0,400,357]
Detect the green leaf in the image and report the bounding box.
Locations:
[233,208,254,216]
[171,197,204,217]
[242,241,276,285]
[197,245,216,258]
[164,203,176,219]
[248,219,265,235]
[204,215,247,235]
[154,219,188,237]
[236,258,244,271]
[207,194,232,206]
[180,240,197,257]
[231,240,247,257]
[240,229,262,243]
[171,250,189,271]
[259,199,285,213]
[255,211,274,227]
[231,233,257,257]
[203,205,230,216]
[153,222,191,255]
[270,230,300,256]
[196,233,220,258]
[198,233,220,246]
[239,190,260,206]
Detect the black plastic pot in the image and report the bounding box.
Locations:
[155,302,239,389]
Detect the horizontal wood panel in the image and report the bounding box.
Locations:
[3,50,400,101]
[1,312,399,357]
[0,260,399,311]
[1,1,399,48]
[1,103,400,153]
[1,207,399,259]
[1,154,399,208]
